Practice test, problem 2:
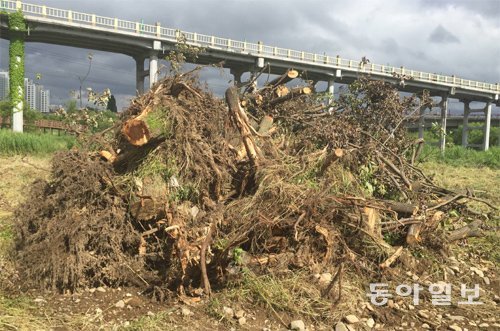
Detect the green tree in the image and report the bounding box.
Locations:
[66,100,77,113]
[0,101,11,122]
[106,95,118,113]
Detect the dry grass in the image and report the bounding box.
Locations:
[420,161,500,209]
[0,156,51,212]
[421,161,500,268]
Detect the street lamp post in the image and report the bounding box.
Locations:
[77,52,93,109]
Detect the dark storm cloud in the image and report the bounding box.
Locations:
[428,25,460,44]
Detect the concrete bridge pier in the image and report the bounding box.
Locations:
[327,78,335,105]
[247,57,266,91]
[484,102,492,151]
[149,54,159,89]
[438,94,449,153]
[230,68,245,86]
[134,52,161,94]
[134,55,147,95]
[461,100,471,147]
[461,100,492,151]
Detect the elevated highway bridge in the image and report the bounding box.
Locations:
[1,0,498,150]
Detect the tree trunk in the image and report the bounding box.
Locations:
[226,86,260,167]
[406,211,444,245]
[319,148,343,175]
[447,220,483,242]
[383,200,418,215]
[267,69,299,88]
[274,85,290,97]
[268,86,313,106]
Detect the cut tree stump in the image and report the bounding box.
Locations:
[226,86,260,167]
[122,119,151,146]
[406,211,444,245]
[267,69,299,88]
[319,148,343,175]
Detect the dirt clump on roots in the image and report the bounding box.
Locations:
[11,70,498,325]
[15,151,144,291]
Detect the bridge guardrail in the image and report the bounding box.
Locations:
[2,0,499,95]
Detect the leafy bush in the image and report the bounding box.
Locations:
[451,123,500,146]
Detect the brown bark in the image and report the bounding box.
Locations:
[318,148,343,175]
[244,93,264,106]
[257,115,274,134]
[201,217,217,296]
[379,246,404,269]
[267,69,299,87]
[130,198,160,221]
[171,82,203,99]
[383,200,418,215]
[226,86,260,167]
[406,211,445,245]
[378,154,412,189]
[447,220,483,242]
[268,86,313,106]
[406,223,422,245]
[362,207,382,238]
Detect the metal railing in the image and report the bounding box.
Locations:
[2,0,499,94]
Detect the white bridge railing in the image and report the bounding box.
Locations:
[2,0,499,94]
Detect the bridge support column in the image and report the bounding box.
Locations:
[462,100,470,147]
[9,32,26,132]
[483,102,491,151]
[462,101,492,151]
[439,94,448,154]
[135,56,146,95]
[230,68,244,86]
[327,79,335,105]
[149,54,159,89]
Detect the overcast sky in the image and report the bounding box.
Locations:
[0,0,499,113]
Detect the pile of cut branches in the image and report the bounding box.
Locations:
[14,69,496,305]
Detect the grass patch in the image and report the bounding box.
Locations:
[419,161,500,208]
[0,296,51,331]
[465,234,500,267]
[417,144,500,169]
[222,269,362,324]
[122,310,178,330]
[0,129,75,155]
[0,156,51,210]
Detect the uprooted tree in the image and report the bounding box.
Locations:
[12,67,497,308]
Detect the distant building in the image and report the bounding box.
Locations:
[24,78,37,110]
[1,73,50,111]
[36,85,50,113]
[0,71,8,101]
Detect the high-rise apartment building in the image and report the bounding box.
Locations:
[0,71,9,101]
[0,73,51,112]
[36,85,50,113]
[24,78,37,110]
